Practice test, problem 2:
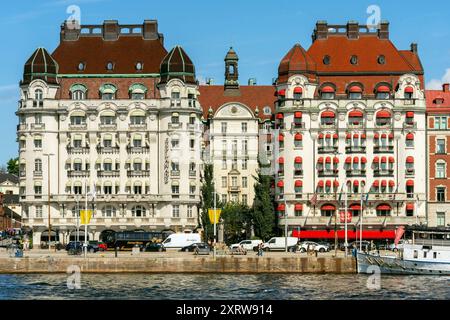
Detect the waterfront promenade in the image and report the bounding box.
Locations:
[0,248,357,274]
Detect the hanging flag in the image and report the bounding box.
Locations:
[394,226,405,246]
[208,209,221,224]
[80,210,92,225]
[310,193,317,206]
[337,185,344,204]
[340,210,352,223]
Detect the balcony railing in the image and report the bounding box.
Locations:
[97,146,120,154]
[319,122,336,129]
[171,170,180,177]
[318,145,338,153]
[168,122,182,130]
[68,170,90,178]
[170,99,181,107]
[347,123,364,129]
[291,122,305,129]
[405,168,415,176]
[69,123,87,130]
[128,123,147,130]
[228,186,240,192]
[403,122,417,129]
[189,170,196,177]
[17,124,28,131]
[373,169,394,177]
[30,123,45,130]
[33,170,42,177]
[345,146,366,153]
[346,169,366,177]
[318,170,338,177]
[99,123,117,130]
[127,170,150,177]
[403,99,416,105]
[97,170,120,178]
[67,147,90,154]
[127,146,150,154]
[374,145,394,153]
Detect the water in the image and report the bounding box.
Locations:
[0,274,448,300]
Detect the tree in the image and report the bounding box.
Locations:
[221,202,252,245]
[199,163,220,242]
[250,165,277,241]
[6,157,19,176]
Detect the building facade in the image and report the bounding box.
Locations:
[17,20,203,246]
[427,83,450,227]
[273,21,427,238]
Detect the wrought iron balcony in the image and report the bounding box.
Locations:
[97,170,120,178]
[127,170,150,177]
[374,145,394,153]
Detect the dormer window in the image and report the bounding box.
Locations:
[99,84,117,100]
[323,55,331,65]
[376,85,390,99]
[77,62,85,71]
[348,85,363,99]
[434,97,444,105]
[320,86,335,99]
[135,62,143,71]
[293,87,303,100]
[378,55,386,64]
[129,83,147,100]
[70,84,87,100]
[34,89,43,101]
[404,86,414,99]
[106,62,114,71]
[350,55,358,65]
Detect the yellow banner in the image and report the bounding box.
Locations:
[208,209,221,224]
[80,210,92,225]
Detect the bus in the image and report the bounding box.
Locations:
[104,231,172,250]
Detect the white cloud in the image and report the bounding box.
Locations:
[426,68,450,89]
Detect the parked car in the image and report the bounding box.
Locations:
[88,241,107,252]
[230,240,262,251]
[162,233,201,249]
[144,242,166,252]
[298,241,330,253]
[261,237,299,252]
[180,242,210,252]
[65,241,97,253]
[194,244,211,255]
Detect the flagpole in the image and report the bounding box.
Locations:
[213,178,216,260]
[360,185,364,252]
[345,187,348,257]
[84,179,88,258]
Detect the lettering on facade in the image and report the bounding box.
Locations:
[164,138,169,184]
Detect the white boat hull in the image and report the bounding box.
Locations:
[357,252,450,275]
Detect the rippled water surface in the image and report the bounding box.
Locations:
[0,274,448,300]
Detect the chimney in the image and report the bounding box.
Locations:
[443,83,450,92]
[410,43,418,54]
[347,21,359,39]
[103,20,119,41]
[60,21,80,41]
[314,21,328,40]
[143,20,158,40]
[378,20,389,39]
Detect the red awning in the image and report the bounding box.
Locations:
[404,86,414,93]
[294,133,303,141]
[389,133,394,139]
[295,180,303,187]
[349,110,363,117]
[345,157,352,164]
[321,111,335,118]
[333,133,338,139]
[353,180,359,186]
[361,157,367,164]
[321,86,335,93]
[276,113,283,119]
[295,203,303,211]
[334,180,339,187]
[389,157,395,163]
[350,204,361,210]
[374,133,380,139]
[278,89,286,96]
[406,203,414,210]
[377,85,390,93]
[353,133,359,138]
[361,133,366,139]
[277,180,284,187]
[319,133,324,139]
[318,181,324,187]
[406,180,414,187]
[294,111,302,118]
[278,134,284,142]
[278,157,284,164]
[377,110,392,118]
[294,87,303,94]
[346,133,351,139]
[406,133,414,140]
[318,157,324,164]
[381,157,387,163]
[389,180,395,187]
[349,86,363,93]
[406,156,414,163]
[325,133,331,139]
[326,180,331,187]
[277,203,285,211]
[354,157,359,163]
[381,133,387,139]
[334,157,339,164]
[373,156,379,163]
[373,181,380,187]
[325,157,331,163]
[295,156,302,164]
[321,204,336,211]
[377,204,392,211]
[406,111,414,118]
[291,229,396,240]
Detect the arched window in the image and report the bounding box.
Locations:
[320,110,336,126]
[293,87,303,100]
[70,111,86,126]
[348,109,363,125]
[130,109,146,125]
[133,158,142,171]
[70,84,87,100]
[34,89,43,101]
[375,84,391,99]
[348,85,363,99]
[320,85,335,99]
[321,204,336,217]
[132,205,146,217]
[406,133,414,147]
[375,110,392,126]
[34,158,42,172]
[171,112,179,124]
[376,204,391,216]
[129,83,147,100]
[102,205,116,217]
[406,156,415,174]
[99,84,117,100]
[404,86,414,100]
[100,110,116,125]
[406,180,414,198]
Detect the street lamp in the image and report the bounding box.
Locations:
[43,153,55,253]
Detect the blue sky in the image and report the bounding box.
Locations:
[0,0,449,165]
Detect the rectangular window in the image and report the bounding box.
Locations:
[190,185,196,195]
[103,163,112,171]
[130,116,145,125]
[241,122,247,133]
[436,139,446,154]
[172,185,179,194]
[222,177,227,188]
[172,205,180,218]
[242,194,247,204]
[187,205,193,218]
[103,139,112,147]
[34,139,42,148]
[222,159,227,170]
[436,212,445,227]
[73,139,82,148]
[134,186,142,194]
[171,139,179,148]
[104,186,112,194]
[34,186,42,195]
[435,116,448,130]
[242,177,248,188]
[436,163,446,178]
[74,162,82,171]
[221,122,227,134]
[242,159,248,170]
[35,205,43,218]
[222,194,227,203]
[231,176,238,187]
[436,187,446,202]
[35,114,42,124]
[190,139,195,149]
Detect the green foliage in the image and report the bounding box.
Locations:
[250,166,277,241]
[200,164,220,242]
[6,157,19,176]
[221,202,252,245]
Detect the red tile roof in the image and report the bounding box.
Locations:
[426,87,450,113]
[198,85,276,120]
[52,36,167,74]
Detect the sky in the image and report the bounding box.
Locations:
[0,0,449,165]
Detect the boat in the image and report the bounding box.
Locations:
[357,225,450,275]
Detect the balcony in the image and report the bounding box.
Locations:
[17,124,28,131]
[97,170,120,178]
[67,170,90,178]
[128,123,147,130]
[291,122,305,130]
[188,99,197,108]
[127,170,150,178]
[317,194,337,201]
[97,146,120,154]
[375,122,392,129]
[403,122,417,129]
[171,170,180,177]
[168,122,182,130]
[346,169,366,177]
[228,185,241,192]
[403,99,416,105]
[33,100,44,108]
[189,170,196,177]
[374,145,394,153]
[170,99,181,107]
[405,168,415,176]
[346,146,366,153]
[69,123,87,130]
[67,147,90,154]
[373,169,394,177]
[319,123,336,129]
[30,123,45,130]
[127,146,150,154]
[187,123,197,131]
[293,169,303,177]
[318,170,338,177]
[318,145,338,153]
[33,170,42,177]
[347,122,364,129]
[99,123,117,130]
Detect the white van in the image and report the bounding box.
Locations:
[162,233,201,249]
[262,237,299,251]
[230,239,263,251]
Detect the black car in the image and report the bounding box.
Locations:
[144,242,166,252]
[180,242,210,252]
[65,241,97,254]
